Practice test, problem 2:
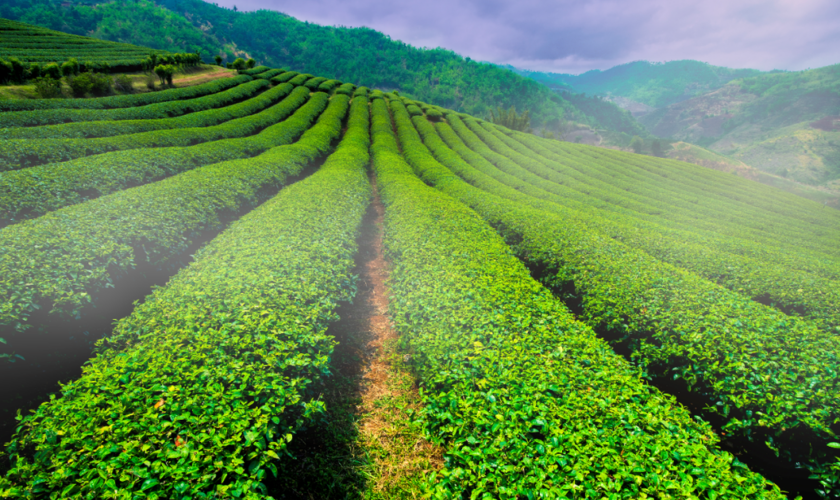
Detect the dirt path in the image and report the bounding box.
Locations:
[353,178,443,497]
[266,174,441,498]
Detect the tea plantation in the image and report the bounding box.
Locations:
[1,32,839,499]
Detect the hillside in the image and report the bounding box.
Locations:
[0,0,590,128]
[512,60,764,109]
[0,17,170,68]
[640,63,840,189]
[0,38,839,496]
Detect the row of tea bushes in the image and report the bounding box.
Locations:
[0,83,314,169]
[0,78,271,140]
[409,107,840,497]
[0,93,371,499]
[0,86,319,223]
[371,95,783,498]
[0,73,249,113]
[0,93,345,335]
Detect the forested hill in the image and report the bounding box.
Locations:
[639,63,840,188]
[511,60,765,108]
[0,0,581,126]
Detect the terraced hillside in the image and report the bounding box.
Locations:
[1,67,839,499]
[0,18,170,70]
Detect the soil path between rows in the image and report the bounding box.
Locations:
[267,173,441,498]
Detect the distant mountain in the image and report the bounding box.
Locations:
[0,0,586,127]
[640,64,840,189]
[510,60,765,109]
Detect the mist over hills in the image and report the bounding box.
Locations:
[510,60,765,109]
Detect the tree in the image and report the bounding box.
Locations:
[489,105,531,132]
[231,58,246,72]
[650,139,663,157]
[246,58,256,69]
[8,57,26,83]
[61,58,79,77]
[33,76,63,98]
[28,63,41,79]
[630,136,644,154]
[68,72,94,97]
[0,59,12,84]
[214,55,223,66]
[154,64,168,85]
[43,62,61,80]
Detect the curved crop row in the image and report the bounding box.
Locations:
[240,65,270,75]
[448,114,840,295]
[466,118,840,258]
[304,76,328,90]
[287,73,313,86]
[489,124,840,259]
[0,73,247,113]
[0,94,371,499]
[0,92,345,337]
[371,95,782,498]
[0,87,320,225]
[437,116,840,331]
[0,83,310,170]
[574,141,840,230]
[0,75,254,127]
[270,71,299,84]
[334,82,356,96]
[253,68,286,80]
[498,126,840,281]
[317,79,341,93]
[401,106,840,496]
[0,79,271,140]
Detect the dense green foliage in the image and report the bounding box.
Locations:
[513,60,764,108]
[0,84,316,224]
[0,81,308,169]
[373,95,782,498]
[0,78,269,139]
[0,17,170,71]
[0,72,249,113]
[408,105,840,496]
[0,0,586,127]
[0,93,372,498]
[1,53,839,497]
[488,105,531,132]
[0,89,331,337]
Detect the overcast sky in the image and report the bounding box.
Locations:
[212,0,840,74]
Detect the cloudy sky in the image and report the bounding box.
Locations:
[213,0,840,74]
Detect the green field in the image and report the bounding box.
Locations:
[1,32,840,499]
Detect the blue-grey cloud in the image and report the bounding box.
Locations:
[213,0,840,73]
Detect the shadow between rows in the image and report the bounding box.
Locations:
[0,157,323,464]
[521,257,827,500]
